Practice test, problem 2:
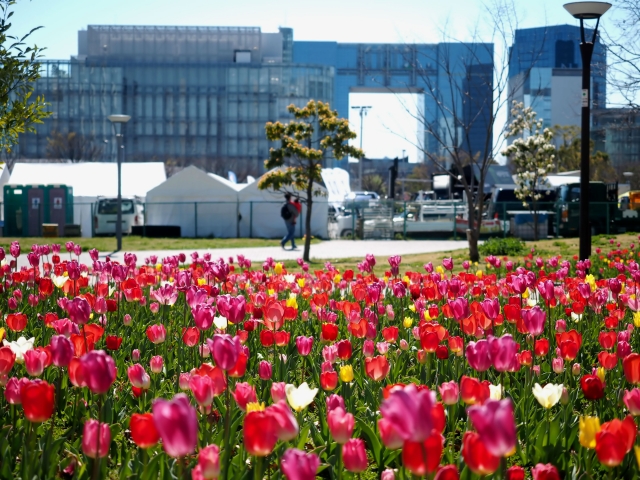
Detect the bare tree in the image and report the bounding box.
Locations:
[46,130,104,162]
[603,0,640,109]
[393,0,540,261]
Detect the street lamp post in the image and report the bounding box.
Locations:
[563,1,611,262]
[351,106,371,190]
[107,114,131,252]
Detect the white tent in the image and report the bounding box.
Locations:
[145,166,242,238]
[321,168,351,204]
[237,177,329,239]
[8,162,166,237]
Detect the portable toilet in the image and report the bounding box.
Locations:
[3,184,73,236]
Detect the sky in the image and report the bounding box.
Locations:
[11,0,626,163]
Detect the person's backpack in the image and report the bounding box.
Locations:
[280,202,292,220]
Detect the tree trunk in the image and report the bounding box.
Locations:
[467,228,480,262]
[303,179,314,262]
[467,195,480,262]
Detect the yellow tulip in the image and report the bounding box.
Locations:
[197,278,206,286]
[423,310,431,321]
[274,263,283,275]
[408,304,416,312]
[436,266,444,274]
[339,365,354,383]
[634,445,640,469]
[0,327,5,342]
[334,274,341,283]
[596,367,605,383]
[633,311,640,328]
[476,270,483,279]
[579,416,601,449]
[403,317,413,328]
[297,278,305,288]
[246,402,266,413]
[286,295,298,309]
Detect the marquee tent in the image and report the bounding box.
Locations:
[145,166,243,238]
[237,177,329,239]
[7,162,166,237]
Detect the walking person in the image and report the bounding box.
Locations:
[280,193,299,250]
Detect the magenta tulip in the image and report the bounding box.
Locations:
[67,297,91,325]
[521,306,546,336]
[489,335,519,372]
[150,355,164,374]
[328,407,355,444]
[480,298,500,320]
[537,280,555,301]
[468,399,517,457]
[80,351,116,395]
[281,448,320,480]
[197,444,220,479]
[152,393,198,458]
[207,334,240,371]
[266,400,299,441]
[192,304,215,331]
[342,438,368,473]
[82,419,111,458]
[295,336,313,356]
[50,335,74,367]
[189,375,215,407]
[466,339,492,372]
[448,297,470,321]
[379,383,434,442]
[24,349,47,377]
[271,382,286,402]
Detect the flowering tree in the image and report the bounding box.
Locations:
[502,101,556,240]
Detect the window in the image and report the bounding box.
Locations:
[555,40,575,68]
[98,199,134,214]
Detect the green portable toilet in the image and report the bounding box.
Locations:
[3,184,74,237]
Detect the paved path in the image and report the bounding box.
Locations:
[20,240,468,267]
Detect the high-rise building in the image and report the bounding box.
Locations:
[17,26,334,177]
[508,25,606,131]
[293,41,494,166]
[593,108,640,167]
[17,26,495,175]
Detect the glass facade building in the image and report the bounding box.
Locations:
[593,109,640,167]
[508,25,607,131]
[18,26,334,177]
[293,41,494,165]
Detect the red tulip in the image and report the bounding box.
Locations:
[556,330,582,361]
[182,327,200,347]
[600,415,636,454]
[531,463,560,480]
[461,431,500,475]
[403,433,444,476]
[382,326,399,343]
[130,413,160,448]
[320,371,338,391]
[623,353,640,384]
[68,357,86,387]
[80,350,116,395]
[599,331,617,350]
[580,374,605,400]
[598,351,618,370]
[434,465,459,480]
[0,346,15,375]
[146,324,167,344]
[342,438,368,473]
[82,419,111,458]
[244,410,278,456]
[506,466,525,480]
[534,339,549,357]
[460,376,489,405]
[595,430,627,467]
[274,331,290,347]
[6,313,27,332]
[228,351,248,378]
[328,407,355,444]
[321,323,338,342]
[21,379,55,422]
[105,335,122,351]
[364,356,390,381]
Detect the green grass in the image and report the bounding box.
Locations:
[0,236,321,253]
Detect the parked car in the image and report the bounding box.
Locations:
[94,196,145,235]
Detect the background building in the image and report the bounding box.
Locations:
[508,25,606,132]
[593,108,640,167]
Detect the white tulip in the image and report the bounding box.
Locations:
[532,383,563,409]
[3,336,35,364]
[285,382,318,412]
[489,384,502,400]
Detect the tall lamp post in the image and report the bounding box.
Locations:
[563,1,611,262]
[351,105,371,190]
[107,114,131,251]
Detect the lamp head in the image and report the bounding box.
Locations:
[563,1,611,19]
[107,114,131,124]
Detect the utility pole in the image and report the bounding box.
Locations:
[351,106,371,190]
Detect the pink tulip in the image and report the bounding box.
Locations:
[146,324,167,344]
[179,373,191,390]
[438,381,459,405]
[281,448,320,480]
[82,419,111,458]
[271,382,286,402]
[328,407,355,444]
[552,357,564,374]
[449,298,470,321]
[468,399,517,457]
[51,319,80,337]
[342,438,368,473]
[624,389,640,416]
[150,355,164,374]
[326,394,345,413]
[197,444,220,479]
[80,351,116,395]
[378,418,403,449]
[266,400,299,441]
[24,349,47,377]
[217,295,246,324]
[480,298,500,320]
[127,364,151,389]
[152,393,198,458]
[4,377,29,404]
[466,339,492,372]
[207,334,240,371]
[67,297,91,325]
[521,306,546,336]
[489,335,518,372]
[379,384,434,442]
[362,340,375,358]
[150,283,179,306]
[233,382,257,411]
[295,336,313,356]
[189,375,215,407]
[537,280,555,301]
[192,304,215,331]
[259,361,273,380]
[555,319,566,333]
[442,257,453,271]
[50,335,74,367]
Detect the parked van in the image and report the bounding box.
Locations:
[94,197,144,235]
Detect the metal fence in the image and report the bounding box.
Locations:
[1,198,633,240]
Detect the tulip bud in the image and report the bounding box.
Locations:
[123,314,132,326]
[132,349,141,362]
[399,339,409,351]
[555,319,566,333]
[572,363,581,376]
[271,382,286,402]
[199,343,211,358]
[552,357,564,374]
[381,470,395,480]
[560,387,569,405]
[150,356,164,374]
[179,373,191,390]
[258,361,272,380]
[533,365,541,377]
[362,340,374,358]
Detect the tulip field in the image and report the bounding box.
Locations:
[4,240,640,479]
